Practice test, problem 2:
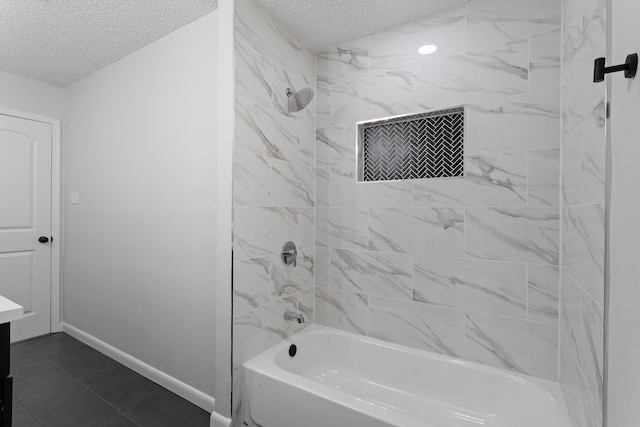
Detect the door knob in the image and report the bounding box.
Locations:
[38,236,49,243]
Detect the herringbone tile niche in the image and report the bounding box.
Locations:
[358,107,464,182]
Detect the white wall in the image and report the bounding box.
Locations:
[0,70,66,118]
[64,10,218,405]
[606,0,640,424]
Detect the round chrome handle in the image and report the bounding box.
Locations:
[281,241,297,267]
[38,236,49,244]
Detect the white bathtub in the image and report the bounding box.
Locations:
[240,325,571,427]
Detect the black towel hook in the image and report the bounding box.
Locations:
[593,53,638,83]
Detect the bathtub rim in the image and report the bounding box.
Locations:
[242,323,571,426]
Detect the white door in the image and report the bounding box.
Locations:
[0,114,52,342]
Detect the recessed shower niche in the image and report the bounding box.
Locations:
[357,106,465,182]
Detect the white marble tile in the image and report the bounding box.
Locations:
[561,272,603,400]
[233,296,304,370]
[233,256,271,316]
[330,160,413,208]
[234,207,272,260]
[559,339,603,427]
[581,104,606,204]
[316,124,356,168]
[298,288,314,324]
[464,152,528,205]
[315,287,368,335]
[369,296,465,358]
[271,160,314,208]
[529,29,561,92]
[560,0,605,418]
[316,207,368,250]
[315,168,330,207]
[297,207,314,249]
[527,265,559,323]
[412,40,529,109]
[465,312,558,381]
[233,152,272,207]
[466,207,559,265]
[327,82,369,126]
[528,148,560,206]
[353,69,418,123]
[235,0,301,75]
[271,247,314,298]
[560,270,584,367]
[231,369,253,426]
[466,90,560,154]
[413,256,527,318]
[316,86,331,129]
[562,203,605,305]
[467,0,560,49]
[234,207,298,260]
[581,294,604,399]
[330,249,412,299]
[268,207,300,254]
[413,153,528,207]
[369,208,464,256]
[317,45,369,88]
[315,247,331,288]
[235,38,273,109]
[562,0,606,65]
[330,68,417,126]
[235,102,299,163]
[412,178,468,207]
[360,7,467,72]
[561,123,583,206]
[298,122,316,168]
[300,47,316,88]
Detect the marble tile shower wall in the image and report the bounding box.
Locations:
[559,0,606,424]
[232,0,316,371]
[314,0,562,382]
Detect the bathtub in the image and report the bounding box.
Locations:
[240,324,571,427]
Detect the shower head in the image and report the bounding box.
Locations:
[286,87,314,113]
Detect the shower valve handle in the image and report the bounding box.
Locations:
[281,241,297,267]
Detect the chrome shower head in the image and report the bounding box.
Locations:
[286,87,314,113]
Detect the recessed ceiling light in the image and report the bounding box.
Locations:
[418,44,438,55]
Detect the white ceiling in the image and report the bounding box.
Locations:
[0,0,462,87]
[0,0,218,87]
[253,0,466,50]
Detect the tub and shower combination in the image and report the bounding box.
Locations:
[238,325,571,427]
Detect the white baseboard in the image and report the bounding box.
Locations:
[210,411,232,427]
[61,322,215,412]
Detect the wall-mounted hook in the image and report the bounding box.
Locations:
[594,53,638,83]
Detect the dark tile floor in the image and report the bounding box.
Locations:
[11,333,210,427]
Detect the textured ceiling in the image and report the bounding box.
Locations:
[0,0,462,87]
[254,0,466,50]
[0,0,218,86]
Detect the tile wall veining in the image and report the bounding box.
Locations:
[559,0,606,423]
[232,0,316,373]
[314,0,562,382]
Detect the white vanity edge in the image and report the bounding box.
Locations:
[0,295,23,324]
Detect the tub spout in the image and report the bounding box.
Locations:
[284,310,305,324]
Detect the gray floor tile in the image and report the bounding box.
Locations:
[15,367,138,427]
[84,364,160,409]
[13,333,86,358]
[11,333,211,426]
[13,398,42,427]
[47,344,123,382]
[11,349,61,383]
[120,388,210,427]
